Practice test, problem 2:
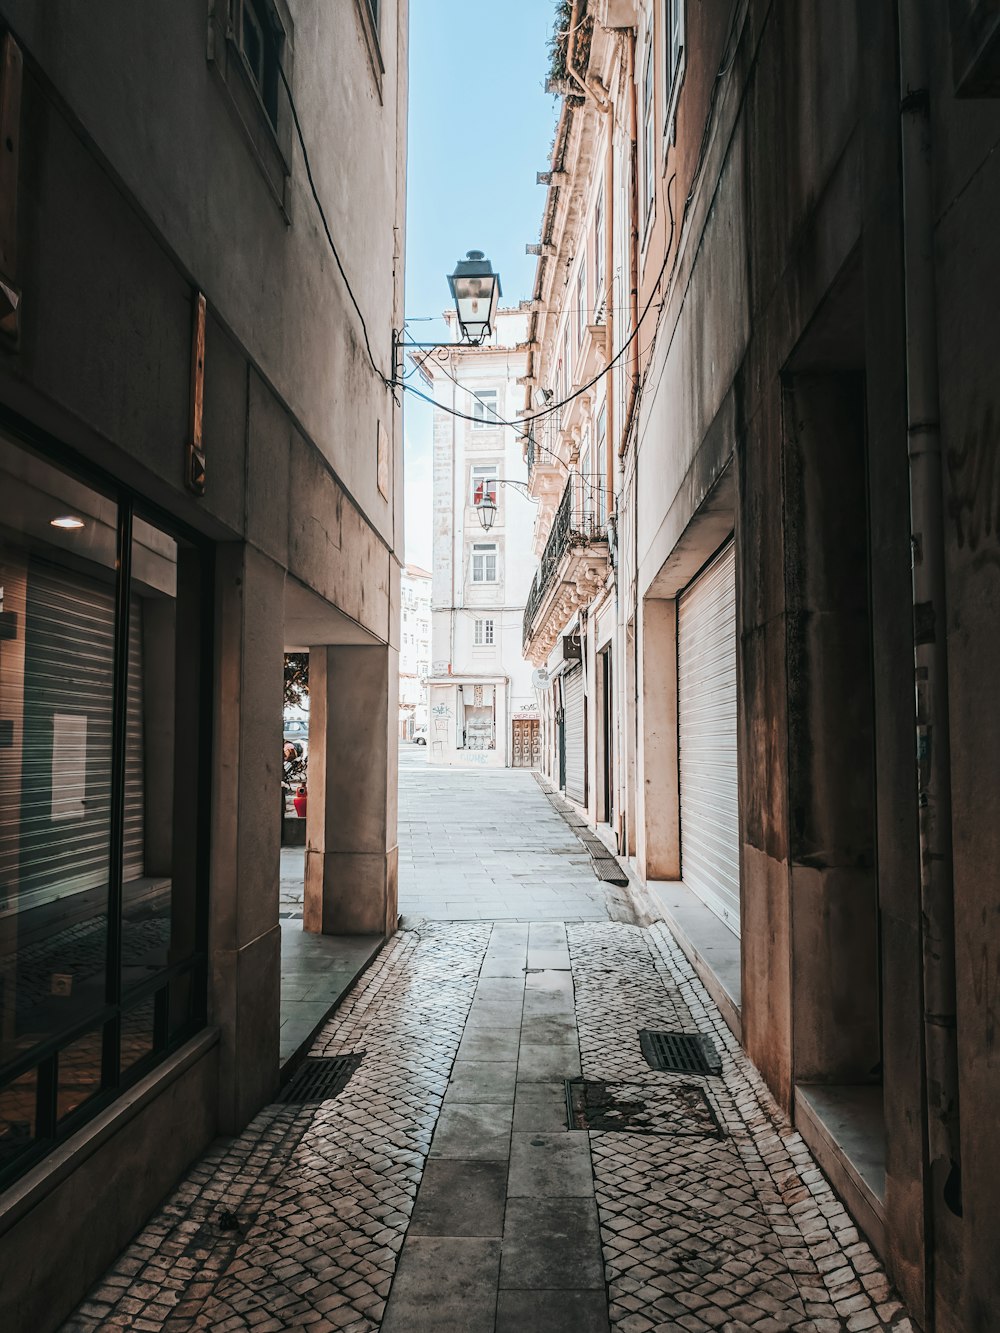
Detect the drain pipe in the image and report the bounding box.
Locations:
[898,0,962,1234]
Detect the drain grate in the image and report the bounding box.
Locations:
[565,1078,722,1137]
[591,857,629,886]
[281,1053,364,1104]
[639,1030,722,1077]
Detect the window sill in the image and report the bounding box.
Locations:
[353,0,385,103]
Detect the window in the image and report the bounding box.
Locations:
[563,325,573,395]
[471,464,499,506]
[474,618,495,646]
[458,683,495,750]
[596,403,608,526]
[577,261,588,345]
[594,187,605,302]
[664,0,685,122]
[472,388,500,429]
[642,40,655,228]
[235,0,284,130]
[0,433,209,1187]
[471,543,498,584]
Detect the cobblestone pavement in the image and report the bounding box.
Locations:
[397,757,632,922]
[63,910,916,1332]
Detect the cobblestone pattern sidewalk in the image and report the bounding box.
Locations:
[569,921,914,1333]
[61,924,491,1333]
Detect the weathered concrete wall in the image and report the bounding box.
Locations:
[926,7,1000,1328]
[0,1036,218,1333]
[0,0,407,1322]
[1,0,405,527]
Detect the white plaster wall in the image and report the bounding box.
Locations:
[427,309,535,766]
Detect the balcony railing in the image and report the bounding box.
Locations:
[523,475,606,649]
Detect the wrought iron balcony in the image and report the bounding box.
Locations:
[523,475,608,657]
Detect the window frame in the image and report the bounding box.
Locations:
[471,388,501,431]
[471,542,499,585]
[0,410,213,1191]
[593,186,605,306]
[662,0,686,147]
[470,463,499,506]
[577,260,588,347]
[642,36,656,233]
[473,617,496,646]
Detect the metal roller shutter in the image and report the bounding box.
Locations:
[563,665,585,805]
[19,561,145,911]
[678,540,740,933]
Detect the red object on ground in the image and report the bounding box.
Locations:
[293,787,307,818]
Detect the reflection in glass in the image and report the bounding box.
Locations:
[121,996,155,1072]
[0,1068,36,1169]
[0,439,117,1074]
[57,1026,103,1122]
[121,519,203,991]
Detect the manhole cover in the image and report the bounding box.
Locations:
[639,1030,722,1077]
[565,1078,722,1137]
[281,1053,364,1104]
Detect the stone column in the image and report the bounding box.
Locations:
[304,644,398,936]
[210,544,284,1133]
[636,596,681,881]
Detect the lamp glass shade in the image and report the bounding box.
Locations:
[448,251,502,344]
[476,492,498,531]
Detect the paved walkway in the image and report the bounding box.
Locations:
[61,767,916,1333]
[398,757,628,922]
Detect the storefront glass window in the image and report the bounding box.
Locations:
[459,683,495,750]
[0,435,208,1183]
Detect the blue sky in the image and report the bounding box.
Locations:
[403,0,559,569]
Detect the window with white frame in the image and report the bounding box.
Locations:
[563,324,572,395]
[642,38,655,229]
[470,463,499,506]
[577,260,587,345]
[474,618,495,646]
[472,387,500,429]
[471,543,498,583]
[664,0,684,126]
[594,187,605,302]
[596,402,608,526]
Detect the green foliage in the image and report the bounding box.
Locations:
[548,0,574,83]
[284,652,309,708]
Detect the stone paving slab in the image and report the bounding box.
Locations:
[397,763,631,923]
[61,916,917,1333]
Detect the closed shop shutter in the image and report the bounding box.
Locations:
[678,539,740,933]
[19,561,144,911]
[562,665,585,804]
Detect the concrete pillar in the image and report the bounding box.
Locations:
[209,544,283,1133]
[636,597,681,881]
[304,644,398,936]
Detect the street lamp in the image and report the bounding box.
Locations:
[475,478,534,531]
[392,251,503,381]
[447,251,502,345]
[476,490,498,531]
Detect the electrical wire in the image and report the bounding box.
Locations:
[278,62,391,389]
[396,194,676,441]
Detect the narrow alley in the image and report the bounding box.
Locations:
[62,763,914,1333]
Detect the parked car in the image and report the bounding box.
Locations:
[412,727,427,745]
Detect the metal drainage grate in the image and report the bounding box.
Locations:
[639,1030,722,1077]
[281,1053,364,1104]
[591,857,629,886]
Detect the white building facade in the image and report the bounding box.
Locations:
[423,309,539,768]
[399,564,431,738]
